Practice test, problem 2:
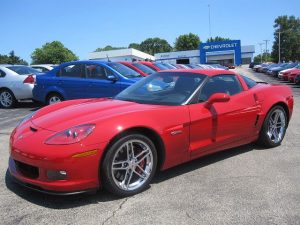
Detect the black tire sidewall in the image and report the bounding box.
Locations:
[0,89,16,108]
[101,134,157,197]
[258,105,287,148]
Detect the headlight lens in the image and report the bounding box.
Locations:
[45,124,96,145]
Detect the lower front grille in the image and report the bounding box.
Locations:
[14,160,39,179]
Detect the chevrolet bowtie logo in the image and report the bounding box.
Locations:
[203,46,210,50]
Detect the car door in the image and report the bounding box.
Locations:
[189,74,260,159]
[84,64,121,98]
[56,63,90,99]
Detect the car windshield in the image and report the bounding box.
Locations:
[133,63,156,75]
[7,66,40,75]
[107,62,142,78]
[115,72,206,105]
[153,63,169,70]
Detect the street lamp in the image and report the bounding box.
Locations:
[258,43,262,63]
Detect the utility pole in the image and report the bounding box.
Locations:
[208,4,211,39]
[263,40,270,62]
[277,32,281,63]
[259,43,264,63]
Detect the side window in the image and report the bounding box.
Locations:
[85,64,107,79]
[0,70,6,78]
[199,75,242,102]
[105,67,116,77]
[58,64,83,78]
[240,75,257,89]
[32,67,43,72]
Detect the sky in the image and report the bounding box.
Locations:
[1,0,299,63]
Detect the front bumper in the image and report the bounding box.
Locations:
[9,125,108,194]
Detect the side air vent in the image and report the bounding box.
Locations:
[30,126,38,132]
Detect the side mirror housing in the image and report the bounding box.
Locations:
[107,75,118,82]
[205,93,230,108]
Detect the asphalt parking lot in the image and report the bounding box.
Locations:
[0,66,299,225]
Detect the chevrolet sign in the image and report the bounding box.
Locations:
[199,40,242,65]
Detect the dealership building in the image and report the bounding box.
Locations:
[89,40,255,65]
[89,48,155,62]
[155,40,255,65]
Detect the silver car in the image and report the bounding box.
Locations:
[0,65,41,108]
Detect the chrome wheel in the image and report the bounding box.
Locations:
[0,90,14,108]
[111,139,154,191]
[267,109,286,144]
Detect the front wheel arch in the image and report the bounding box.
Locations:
[100,127,166,173]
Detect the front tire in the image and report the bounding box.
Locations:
[47,93,63,105]
[101,134,157,197]
[0,89,17,108]
[257,105,287,148]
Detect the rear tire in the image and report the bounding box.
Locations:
[101,134,157,197]
[257,105,287,148]
[0,89,17,108]
[46,93,63,105]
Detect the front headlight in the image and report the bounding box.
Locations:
[45,124,96,145]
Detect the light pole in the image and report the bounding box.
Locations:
[276,31,282,63]
[259,43,264,63]
[208,4,211,39]
[263,39,270,62]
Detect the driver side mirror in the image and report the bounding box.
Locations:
[107,75,118,82]
[205,93,230,108]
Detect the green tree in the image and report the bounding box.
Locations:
[139,38,172,55]
[128,43,141,50]
[0,51,28,65]
[271,15,300,62]
[253,53,273,63]
[207,36,231,42]
[174,33,200,51]
[31,41,78,64]
[94,45,126,52]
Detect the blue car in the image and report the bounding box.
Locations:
[33,60,143,104]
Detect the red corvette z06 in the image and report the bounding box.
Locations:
[9,70,293,196]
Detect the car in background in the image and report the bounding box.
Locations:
[138,62,169,71]
[0,65,42,108]
[294,74,300,84]
[161,63,177,69]
[287,68,300,83]
[174,64,190,69]
[278,64,300,80]
[208,64,229,70]
[31,64,57,72]
[9,69,293,196]
[249,62,260,68]
[119,61,155,77]
[33,61,142,105]
[268,63,298,77]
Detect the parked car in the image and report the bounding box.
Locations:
[249,62,259,68]
[30,64,57,73]
[208,64,229,70]
[294,74,300,84]
[161,63,177,69]
[287,69,300,83]
[278,64,300,80]
[119,61,155,77]
[33,60,143,105]
[268,63,298,77]
[0,65,42,108]
[138,62,169,71]
[9,69,293,196]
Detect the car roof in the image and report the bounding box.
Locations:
[159,69,236,77]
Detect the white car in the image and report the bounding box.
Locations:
[30,64,56,73]
[0,65,41,108]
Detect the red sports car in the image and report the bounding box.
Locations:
[138,61,169,71]
[119,61,156,77]
[9,70,293,196]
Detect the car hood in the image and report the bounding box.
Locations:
[31,98,163,132]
